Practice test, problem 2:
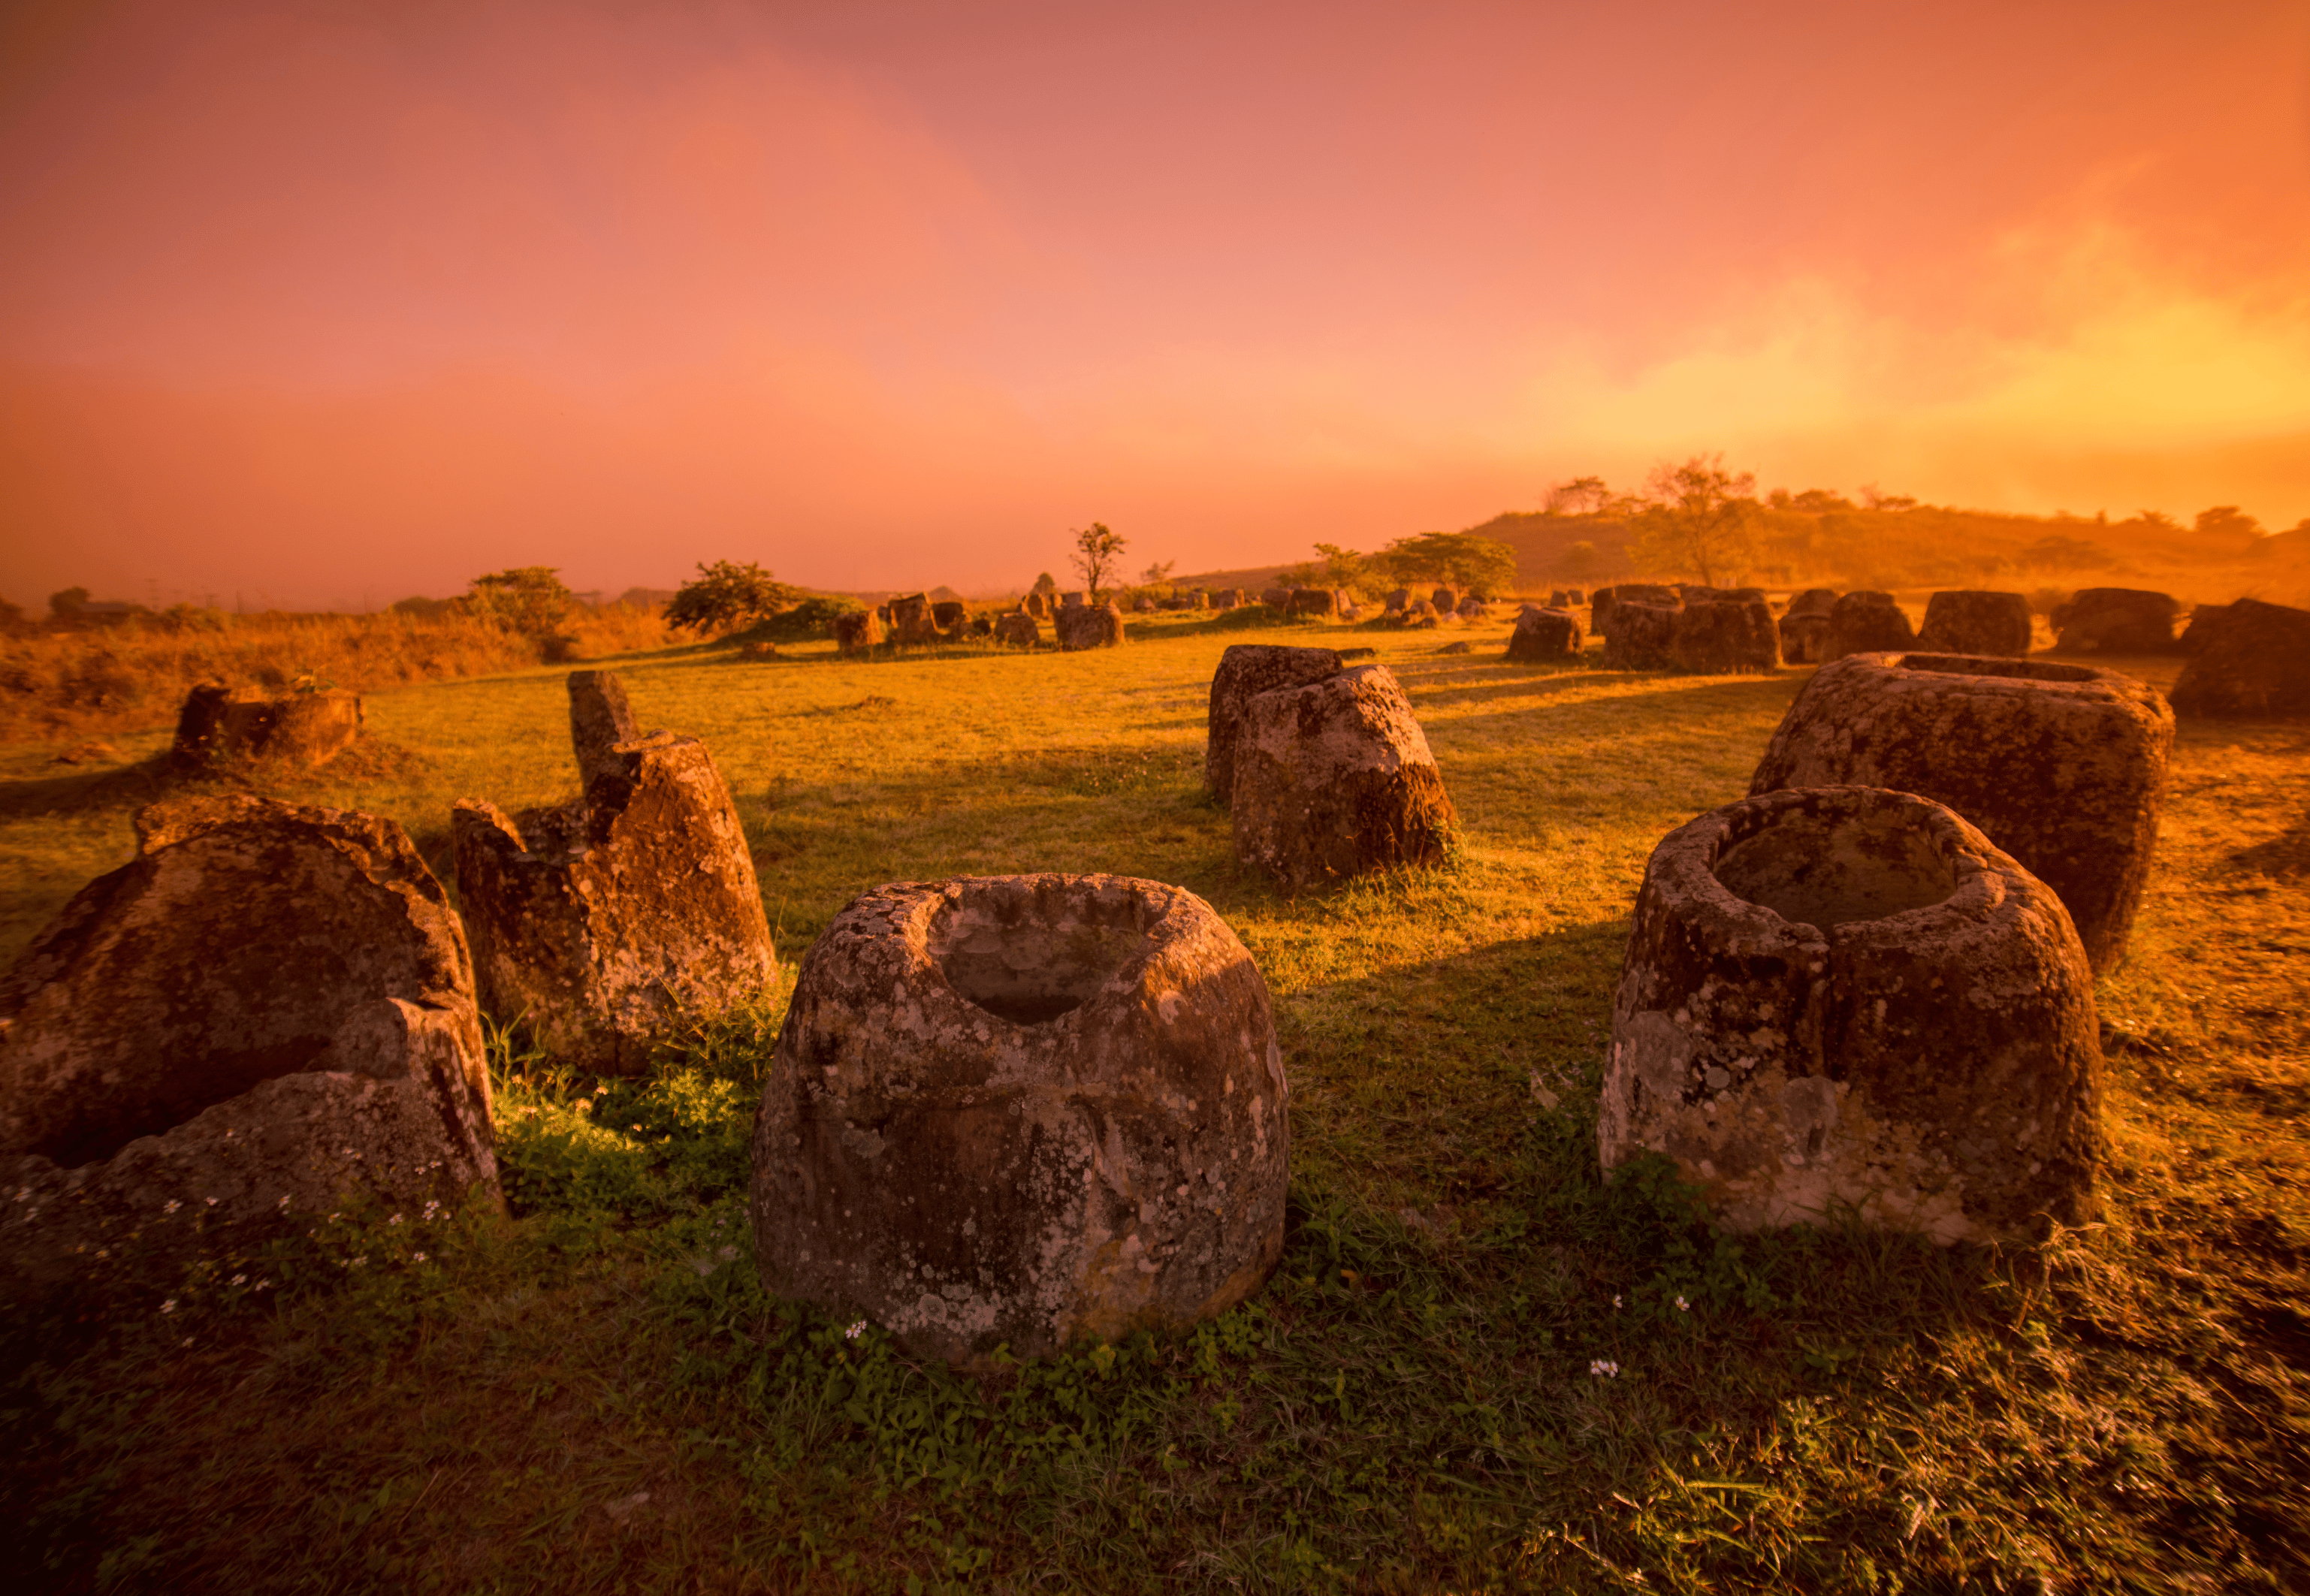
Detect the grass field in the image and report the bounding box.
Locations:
[2,609,2306,1592]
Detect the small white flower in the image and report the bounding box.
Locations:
[1589,1359,1620,1378]
[1611,1295,1622,1310]
[231,1274,246,1287]
[256,1279,271,1290]
[1676,1296,1690,1312]
[159,1299,177,1315]
[388,1214,403,1226]
[412,1251,427,1263]
[845,1320,866,1341]
[277,1196,291,1208]
[204,1197,219,1207]
[163,1199,182,1214]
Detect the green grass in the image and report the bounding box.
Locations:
[2,613,2305,1592]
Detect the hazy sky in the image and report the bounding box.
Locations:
[5,0,2308,607]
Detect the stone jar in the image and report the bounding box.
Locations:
[1203,644,1345,805]
[1916,591,2033,658]
[1230,664,1457,892]
[2052,589,2179,654]
[1669,599,1780,673]
[995,612,1043,647]
[2169,597,2310,717]
[751,873,1290,1365]
[1779,611,1832,664]
[1055,602,1126,651]
[1603,786,2103,1243]
[1,795,499,1296]
[1601,601,1680,670]
[1747,652,2173,972]
[171,683,364,771]
[1506,606,1583,662]
[1825,591,1916,659]
[455,732,778,1073]
[833,608,885,651]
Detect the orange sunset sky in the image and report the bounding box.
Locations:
[3,0,2308,610]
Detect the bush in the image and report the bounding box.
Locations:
[733,596,865,644]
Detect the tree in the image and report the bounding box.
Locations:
[1138,560,1176,587]
[1311,542,1367,590]
[1544,475,1612,515]
[1627,454,1761,587]
[1032,572,1058,596]
[467,566,575,638]
[666,560,799,634]
[1370,532,1518,597]
[1070,522,1128,602]
[48,586,89,619]
[2193,505,2263,541]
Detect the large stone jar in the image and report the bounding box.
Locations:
[1,796,500,1294]
[1204,644,1344,806]
[1602,787,2103,1243]
[1230,664,1456,892]
[750,874,1289,1365]
[1748,652,2173,972]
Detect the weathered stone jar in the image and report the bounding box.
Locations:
[1,796,500,1294]
[1204,644,1344,805]
[1748,652,2173,971]
[1230,664,1457,892]
[750,873,1289,1365]
[1602,787,2103,1244]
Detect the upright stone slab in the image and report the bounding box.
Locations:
[1205,644,1344,804]
[1025,591,1052,619]
[1,795,498,1295]
[1669,599,1779,672]
[1602,787,2102,1242]
[1916,591,2033,657]
[751,873,1289,1365]
[1601,600,1680,669]
[2168,596,2310,717]
[1507,605,1583,662]
[1748,652,2174,971]
[2052,589,2179,654]
[1230,665,1456,892]
[1055,603,1125,651]
[1825,591,1916,659]
[455,731,777,1074]
[171,683,364,771]
[567,670,640,791]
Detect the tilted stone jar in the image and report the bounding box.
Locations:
[1602,786,2103,1244]
[750,873,1289,1365]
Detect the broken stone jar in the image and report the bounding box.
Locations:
[0,795,499,1296]
[750,873,1289,1365]
[1601,786,2103,1245]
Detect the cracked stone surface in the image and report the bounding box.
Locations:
[1230,665,1457,892]
[1602,786,2103,1244]
[455,717,777,1074]
[1203,644,1345,806]
[566,670,639,792]
[751,873,1289,1364]
[1,795,497,1294]
[1748,652,2173,972]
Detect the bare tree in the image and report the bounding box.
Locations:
[1545,475,1612,515]
[1628,454,1761,587]
[1070,522,1128,602]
